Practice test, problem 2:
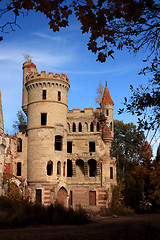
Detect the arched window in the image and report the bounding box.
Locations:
[88,159,97,177]
[110,122,113,131]
[55,135,63,151]
[72,122,76,132]
[67,123,70,132]
[76,159,85,176]
[67,159,72,177]
[78,122,82,132]
[90,122,94,132]
[57,161,61,175]
[84,122,88,132]
[17,138,22,152]
[47,161,53,176]
[96,122,100,131]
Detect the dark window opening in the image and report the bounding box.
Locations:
[58,91,61,101]
[89,191,96,205]
[76,159,85,175]
[67,159,72,177]
[17,162,21,176]
[110,167,113,179]
[89,142,95,152]
[106,109,109,116]
[55,135,63,151]
[42,89,46,100]
[96,122,100,131]
[78,122,82,132]
[69,191,73,206]
[67,141,72,153]
[72,122,76,132]
[90,122,94,132]
[47,161,53,176]
[57,161,61,175]
[17,138,22,152]
[110,122,113,131]
[36,189,42,204]
[41,113,47,126]
[88,159,97,177]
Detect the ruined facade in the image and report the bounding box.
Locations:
[0,62,116,211]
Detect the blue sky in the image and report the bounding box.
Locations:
[0,9,159,156]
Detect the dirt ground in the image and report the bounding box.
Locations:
[0,214,160,240]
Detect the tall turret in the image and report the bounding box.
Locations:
[0,91,4,134]
[22,62,37,115]
[101,83,114,138]
[22,62,70,204]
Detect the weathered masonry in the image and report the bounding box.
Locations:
[0,62,116,211]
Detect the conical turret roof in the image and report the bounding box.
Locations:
[0,91,4,133]
[101,84,114,105]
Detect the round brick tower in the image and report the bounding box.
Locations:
[22,62,70,204]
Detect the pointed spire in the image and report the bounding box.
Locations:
[0,91,4,133]
[101,84,114,105]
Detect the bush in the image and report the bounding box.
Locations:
[0,197,89,228]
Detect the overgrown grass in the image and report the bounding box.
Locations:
[0,197,89,228]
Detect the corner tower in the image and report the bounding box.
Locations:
[22,62,70,204]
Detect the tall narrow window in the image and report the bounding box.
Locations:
[88,159,97,177]
[69,191,73,206]
[72,122,76,132]
[110,122,113,131]
[78,122,82,132]
[89,191,96,205]
[17,138,22,152]
[47,161,53,176]
[42,89,46,99]
[90,122,94,132]
[36,189,42,204]
[41,113,47,126]
[55,135,63,151]
[67,159,72,177]
[96,122,100,131]
[89,142,95,152]
[58,91,61,101]
[57,161,61,175]
[106,109,109,116]
[67,141,72,153]
[17,162,21,176]
[110,167,113,179]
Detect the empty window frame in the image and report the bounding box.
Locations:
[41,113,47,126]
[58,91,61,101]
[72,122,76,132]
[57,161,61,175]
[76,159,85,175]
[89,141,95,152]
[88,159,97,177]
[90,122,94,132]
[67,141,72,153]
[110,122,113,131]
[35,189,42,204]
[96,122,100,131]
[67,159,72,177]
[69,191,73,206]
[42,89,46,100]
[110,167,113,179]
[89,191,96,205]
[17,162,21,176]
[17,138,22,152]
[78,122,82,132]
[55,135,63,151]
[47,161,53,176]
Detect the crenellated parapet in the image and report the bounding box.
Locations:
[26,71,69,83]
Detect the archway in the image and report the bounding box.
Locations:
[56,187,68,206]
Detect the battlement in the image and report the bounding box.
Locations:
[26,71,69,83]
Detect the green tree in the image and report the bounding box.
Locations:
[13,110,27,134]
[111,120,145,179]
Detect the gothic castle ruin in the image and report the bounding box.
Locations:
[0,62,116,211]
